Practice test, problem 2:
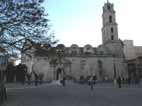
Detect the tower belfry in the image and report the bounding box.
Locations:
[101,1,124,58]
[102,1,118,44]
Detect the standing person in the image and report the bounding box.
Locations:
[0,81,7,102]
[5,62,16,82]
[128,77,131,86]
[27,73,32,85]
[117,76,121,88]
[61,68,66,87]
[93,75,97,85]
[62,76,66,87]
[17,63,27,85]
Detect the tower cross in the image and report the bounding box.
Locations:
[107,0,109,3]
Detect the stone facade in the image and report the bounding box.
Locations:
[124,40,142,79]
[123,40,136,60]
[124,40,142,60]
[21,1,127,81]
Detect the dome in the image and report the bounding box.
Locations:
[83,44,94,54]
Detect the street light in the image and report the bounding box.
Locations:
[113,55,117,86]
[113,56,116,79]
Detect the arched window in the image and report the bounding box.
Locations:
[97,60,103,77]
[111,35,114,40]
[107,5,110,10]
[98,60,102,68]
[109,15,112,23]
[111,27,113,33]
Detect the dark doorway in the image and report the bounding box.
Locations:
[56,68,62,80]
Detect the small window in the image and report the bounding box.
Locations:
[80,60,86,70]
[98,60,103,68]
[111,27,113,33]
[107,5,110,10]
[111,35,114,40]
[87,47,90,50]
[109,15,112,23]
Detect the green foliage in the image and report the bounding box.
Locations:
[0,0,57,57]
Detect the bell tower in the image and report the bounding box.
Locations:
[102,1,118,44]
[100,1,124,58]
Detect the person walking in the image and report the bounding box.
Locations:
[117,76,122,88]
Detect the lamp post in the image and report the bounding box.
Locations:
[0,65,4,82]
[89,63,94,77]
[0,67,2,82]
[113,57,116,79]
[113,55,117,86]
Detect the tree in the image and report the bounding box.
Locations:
[0,0,57,58]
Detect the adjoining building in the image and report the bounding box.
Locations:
[22,1,127,81]
[124,40,142,80]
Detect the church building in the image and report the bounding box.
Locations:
[21,1,127,81]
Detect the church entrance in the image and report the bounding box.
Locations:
[56,68,62,80]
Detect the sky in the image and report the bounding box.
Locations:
[44,0,142,47]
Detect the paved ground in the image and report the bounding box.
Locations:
[2,81,142,106]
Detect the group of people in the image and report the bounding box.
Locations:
[115,76,142,88]
[4,63,27,84]
[4,62,45,86]
[88,76,136,90]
